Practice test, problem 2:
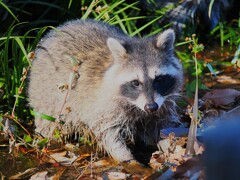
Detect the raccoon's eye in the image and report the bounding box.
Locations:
[131,80,140,87]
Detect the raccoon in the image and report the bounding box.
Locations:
[28,19,183,163]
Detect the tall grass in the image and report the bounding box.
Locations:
[0,24,43,121]
[211,20,240,49]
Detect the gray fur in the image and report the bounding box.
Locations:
[28,19,183,162]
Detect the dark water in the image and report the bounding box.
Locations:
[0,148,39,178]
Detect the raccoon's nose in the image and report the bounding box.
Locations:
[144,102,158,112]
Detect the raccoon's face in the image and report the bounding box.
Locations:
[106,29,183,113]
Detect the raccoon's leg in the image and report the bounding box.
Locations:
[98,128,134,162]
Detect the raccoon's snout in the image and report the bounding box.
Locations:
[144,102,158,112]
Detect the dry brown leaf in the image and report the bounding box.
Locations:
[64,143,80,150]
[27,51,35,60]
[93,159,112,167]
[29,171,48,180]
[50,151,67,159]
[80,153,92,157]
[50,151,78,166]
[168,147,185,165]
[217,75,240,84]
[203,89,240,106]
[9,168,38,179]
[107,172,128,180]
[150,133,187,170]
[149,151,165,170]
[51,166,67,180]
[122,160,153,178]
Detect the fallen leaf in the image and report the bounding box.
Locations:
[9,168,38,179]
[122,160,153,177]
[27,51,35,60]
[217,75,240,84]
[107,172,128,180]
[64,143,80,150]
[50,151,78,166]
[51,166,67,180]
[150,133,187,170]
[93,159,112,167]
[29,171,48,180]
[50,151,67,159]
[202,89,240,106]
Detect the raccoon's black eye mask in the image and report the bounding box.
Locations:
[153,75,176,96]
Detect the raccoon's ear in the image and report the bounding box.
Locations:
[156,29,175,51]
[107,38,127,61]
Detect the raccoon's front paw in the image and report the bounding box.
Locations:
[111,150,135,163]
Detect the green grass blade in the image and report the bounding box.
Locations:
[114,15,128,34]
[95,0,125,20]
[219,22,224,47]
[68,0,73,9]
[113,1,139,15]
[0,1,19,22]
[130,15,162,36]
[0,36,35,41]
[208,0,215,19]
[110,16,145,25]
[81,0,102,19]
[14,37,31,65]
[30,110,56,122]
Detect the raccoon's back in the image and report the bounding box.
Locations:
[28,19,126,121]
